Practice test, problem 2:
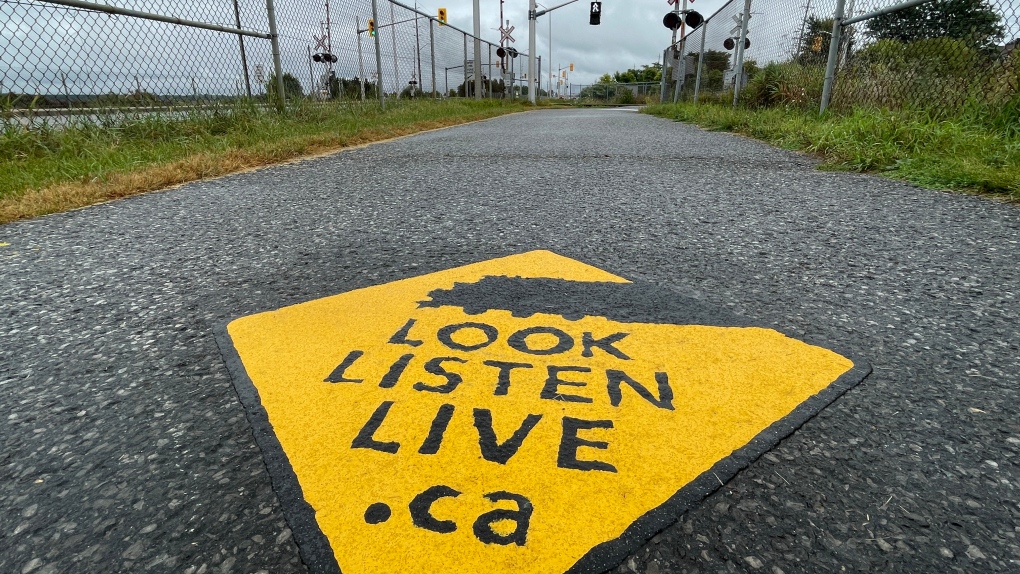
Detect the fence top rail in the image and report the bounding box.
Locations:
[385,0,501,48]
[30,0,272,39]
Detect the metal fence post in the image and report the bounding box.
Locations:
[672,48,683,103]
[371,0,385,107]
[391,3,400,98]
[693,20,707,104]
[307,45,316,99]
[429,19,437,98]
[232,0,252,98]
[473,0,482,99]
[819,0,846,114]
[357,18,367,100]
[265,0,286,111]
[659,49,668,103]
[463,32,468,96]
[731,0,752,108]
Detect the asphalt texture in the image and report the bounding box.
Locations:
[1,107,1019,574]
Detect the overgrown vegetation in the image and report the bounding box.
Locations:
[643,102,1019,199]
[641,0,1017,199]
[0,98,529,223]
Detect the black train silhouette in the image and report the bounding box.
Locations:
[418,276,752,328]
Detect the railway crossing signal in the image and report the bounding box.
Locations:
[662,10,703,31]
[724,36,751,50]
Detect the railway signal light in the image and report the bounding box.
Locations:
[662,10,703,31]
[438,8,447,25]
[497,46,506,58]
[368,18,376,36]
[723,36,750,50]
[589,2,601,25]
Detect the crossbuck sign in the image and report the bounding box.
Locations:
[500,25,516,44]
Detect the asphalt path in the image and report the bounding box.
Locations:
[2,108,1018,573]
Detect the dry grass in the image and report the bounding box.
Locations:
[1,100,527,224]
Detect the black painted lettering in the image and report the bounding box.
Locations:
[507,326,574,355]
[324,350,364,383]
[581,332,631,360]
[379,353,414,388]
[557,416,617,473]
[388,318,423,347]
[409,485,461,533]
[541,365,593,403]
[606,369,674,410]
[482,360,533,396]
[437,322,499,352]
[418,404,455,455]
[351,401,400,454]
[413,357,469,394]
[472,491,534,546]
[472,409,543,464]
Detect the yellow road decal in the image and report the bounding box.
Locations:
[217,250,869,574]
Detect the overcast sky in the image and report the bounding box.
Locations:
[435,0,730,85]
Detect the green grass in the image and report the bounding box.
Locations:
[1,98,529,223]
[642,102,1020,200]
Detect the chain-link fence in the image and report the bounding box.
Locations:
[663,0,1019,124]
[1,0,529,130]
[569,82,661,104]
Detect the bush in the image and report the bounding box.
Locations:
[743,62,825,110]
[613,89,636,104]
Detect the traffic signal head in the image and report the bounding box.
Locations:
[438,8,447,25]
[589,1,601,25]
[569,63,574,72]
[368,18,376,36]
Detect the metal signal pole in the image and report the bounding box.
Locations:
[529,0,579,104]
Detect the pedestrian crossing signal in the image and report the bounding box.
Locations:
[368,19,376,36]
[589,1,601,25]
[438,8,447,25]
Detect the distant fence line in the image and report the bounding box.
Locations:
[661,0,1019,120]
[1,0,534,127]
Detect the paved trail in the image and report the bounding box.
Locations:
[2,109,1018,573]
